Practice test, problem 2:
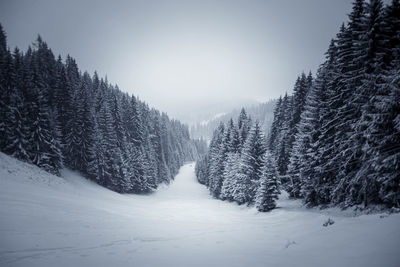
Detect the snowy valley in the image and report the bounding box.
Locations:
[1,0,400,266]
[1,152,399,267]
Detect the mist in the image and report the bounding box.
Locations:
[0,0,353,122]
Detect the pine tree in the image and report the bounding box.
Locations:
[79,72,96,174]
[236,121,267,203]
[208,123,225,196]
[29,84,62,175]
[127,144,152,193]
[125,96,143,148]
[274,93,291,177]
[24,49,62,174]
[302,63,333,205]
[2,47,27,160]
[332,0,367,206]
[53,57,69,147]
[0,28,12,151]
[64,87,83,170]
[5,84,29,161]
[255,151,280,211]
[312,39,342,205]
[210,123,230,198]
[195,154,210,186]
[268,96,282,151]
[383,0,400,66]
[287,72,322,199]
[359,68,400,207]
[232,172,252,204]
[343,0,389,207]
[237,108,252,151]
[220,152,240,201]
[290,73,310,132]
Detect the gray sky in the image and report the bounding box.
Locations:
[0,0,352,122]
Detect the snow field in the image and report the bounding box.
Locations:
[0,152,399,267]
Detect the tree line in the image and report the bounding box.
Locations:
[196,0,400,210]
[0,24,207,193]
[195,109,280,212]
[190,100,276,142]
[269,0,400,208]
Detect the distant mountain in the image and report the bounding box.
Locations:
[189,100,277,141]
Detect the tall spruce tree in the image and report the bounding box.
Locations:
[255,151,280,211]
[236,121,267,203]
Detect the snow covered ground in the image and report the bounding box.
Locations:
[0,152,399,267]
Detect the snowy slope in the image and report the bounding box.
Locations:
[0,152,399,267]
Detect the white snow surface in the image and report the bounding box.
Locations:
[0,152,399,267]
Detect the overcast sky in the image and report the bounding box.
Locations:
[0,0,352,122]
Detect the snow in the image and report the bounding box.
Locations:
[0,152,399,267]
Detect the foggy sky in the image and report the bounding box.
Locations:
[0,0,352,122]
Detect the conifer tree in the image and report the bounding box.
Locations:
[0,27,11,151]
[255,151,280,211]
[220,153,240,201]
[195,154,210,186]
[268,96,282,151]
[5,85,29,161]
[237,121,267,202]
[237,108,252,150]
